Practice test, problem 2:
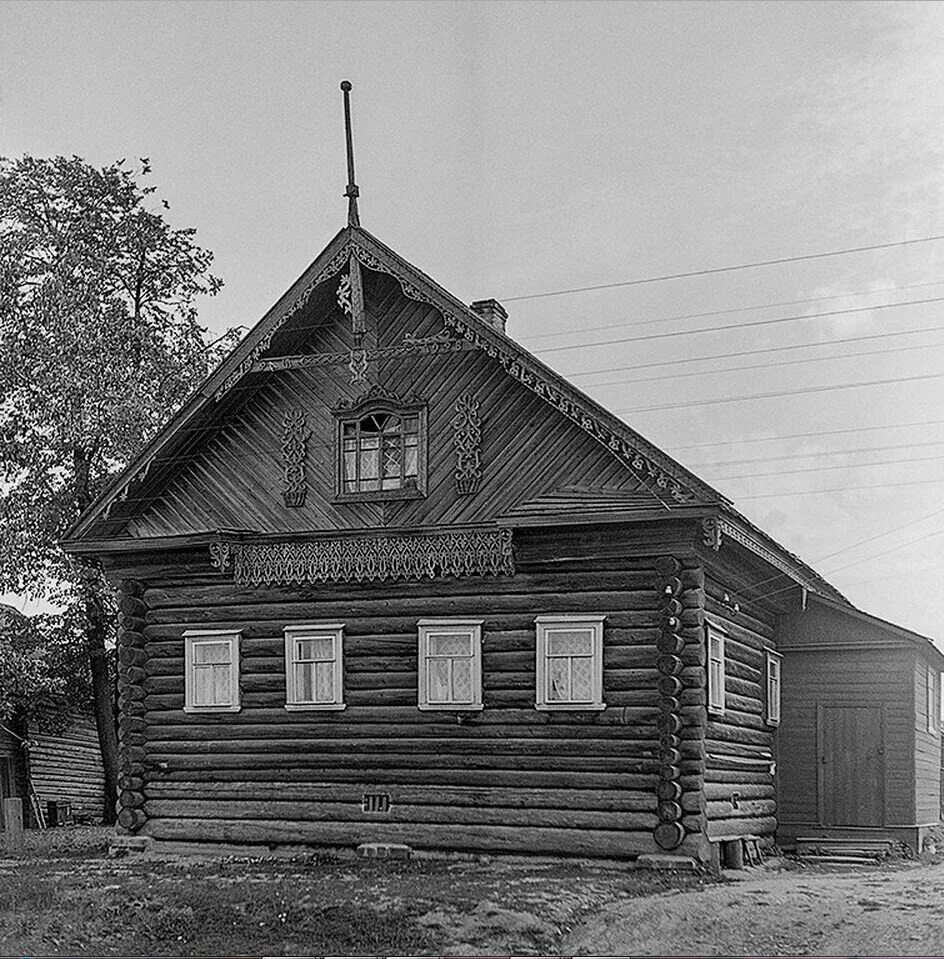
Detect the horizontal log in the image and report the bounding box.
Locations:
[706,815,777,839]
[706,798,777,819]
[703,782,774,801]
[146,750,664,774]
[151,766,659,790]
[142,816,660,858]
[701,768,772,785]
[143,799,660,832]
[145,781,659,812]
[145,722,661,743]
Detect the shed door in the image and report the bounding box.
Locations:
[818,705,885,826]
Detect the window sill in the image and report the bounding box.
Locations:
[766,718,781,728]
[285,702,347,711]
[184,704,241,713]
[335,488,425,504]
[418,702,484,712]
[708,707,725,718]
[536,701,605,712]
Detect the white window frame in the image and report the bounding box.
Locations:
[928,665,937,735]
[535,614,605,711]
[183,629,241,713]
[417,620,483,711]
[766,650,782,727]
[284,624,346,711]
[706,623,726,717]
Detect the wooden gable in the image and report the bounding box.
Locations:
[65,226,723,548]
[124,269,685,539]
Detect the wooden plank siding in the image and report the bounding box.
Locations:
[702,573,779,845]
[913,649,942,825]
[128,273,670,540]
[26,713,106,823]
[119,524,711,860]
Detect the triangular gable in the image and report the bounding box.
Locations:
[64,225,726,544]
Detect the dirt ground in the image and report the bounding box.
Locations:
[566,857,944,957]
[6,828,944,956]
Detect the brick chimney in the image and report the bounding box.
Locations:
[470,299,508,335]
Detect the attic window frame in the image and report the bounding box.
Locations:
[334,401,427,503]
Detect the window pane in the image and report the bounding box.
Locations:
[404,416,419,433]
[361,415,383,434]
[343,451,357,485]
[570,656,593,700]
[193,641,230,665]
[405,445,418,477]
[342,422,356,437]
[547,629,592,656]
[193,665,212,705]
[547,657,569,701]
[211,664,231,705]
[296,637,333,661]
[361,447,379,481]
[429,632,472,657]
[295,662,314,702]
[452,658,472,702]
[314,662,334,702]
[428,658,451,703]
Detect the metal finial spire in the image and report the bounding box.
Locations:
[340,80,360,227]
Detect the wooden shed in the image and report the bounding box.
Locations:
[776,596,944,852]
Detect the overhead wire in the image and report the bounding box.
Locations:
[565,324,944,382]
[501,232,944,302]
[709,451,944,482]
[534,293,944,355]
[617,370,944,415]
[527,278,944,342]
[688,438,944,470]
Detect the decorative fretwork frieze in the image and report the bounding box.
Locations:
[452,392,482,495]
[280,409,310,507]
[702,516,722,550]
[209,528,514,587]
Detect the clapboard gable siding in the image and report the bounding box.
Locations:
[129,272,656,539]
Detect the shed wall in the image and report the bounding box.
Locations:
[913,651,941,825]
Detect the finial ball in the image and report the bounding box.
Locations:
[340,80,352,92]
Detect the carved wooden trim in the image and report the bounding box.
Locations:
[209,528,514,587]
[280,409,310,507]
[702,516,722,550]
[452,393,482,496]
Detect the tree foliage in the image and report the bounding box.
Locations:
[0,155,236,593]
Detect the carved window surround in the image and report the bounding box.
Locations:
[209,527,514,587]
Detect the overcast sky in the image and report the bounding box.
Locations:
[3,0,944,640]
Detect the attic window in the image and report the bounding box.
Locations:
[337,406,425,500]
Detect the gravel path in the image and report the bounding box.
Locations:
[565,859,944,956]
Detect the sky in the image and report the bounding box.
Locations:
[2,0,944,640]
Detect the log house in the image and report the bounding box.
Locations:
[61,84,940,863]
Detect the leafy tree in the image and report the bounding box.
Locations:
[0,606,65,723]
[0,155,237,822]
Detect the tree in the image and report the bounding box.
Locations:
[0,155,237,822]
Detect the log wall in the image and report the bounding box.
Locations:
[120,524,711,860]
[26,712,106,823]
[702,570,779,846]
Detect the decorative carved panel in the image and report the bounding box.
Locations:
[210,528,514,587]
[451,392,482,495]
[280,410,310,507]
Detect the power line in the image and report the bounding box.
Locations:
[670,418,944,452]
[824,527,944,576]
[618,370,944,415]
[584,339,944,391]
[709,451,944,482]
[501,233,944,302]
[690,438,944,470]
[814,507,944,564]
[566,324,944,382]
[527,278,944,342]
[535,293,944,356]
[734,478,944,499]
